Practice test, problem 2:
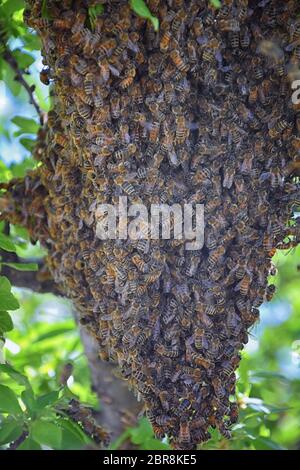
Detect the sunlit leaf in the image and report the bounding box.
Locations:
[36,390,59,409]
[0,384,22,415]
[0,233,16,252]
[0,418,24,446]
[129,0,159,31]
[18,436,41,450]
[1,261,39,271]
[0,363,30,387]
[31,420,62,449]
[0,310,14,332]
[11,116,39,134]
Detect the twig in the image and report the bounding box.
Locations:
[8,430,29,450]
[2,47,43,123]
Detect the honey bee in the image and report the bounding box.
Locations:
[160,30,172,52]
[219,19,240,32]
[170,50,189,73]
[175,115,189,144]
[172,10,187,36]
[119,66,136,89]
[194,327,205,350]
[76,101,92,120]
[238,272,252,296]
[178,420,191,446]
[40,67,50,85]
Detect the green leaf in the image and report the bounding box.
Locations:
[12,50,35,69]
[129,418,153,445]
[19,137,36,152]
[0,419,24,446]
[0,291,20,310]
[41,0,52,19]
[23,33,41,51]
[21,389,36,415]
[2,0,25,16]
[0,310,14,332]
[1,262,39,271]
[2,63,22,96]
[36,390,59,409]
[0,384,22,415]
[31,420,62,449]
[210,0,221,8]
[0,364,30,387]
[11,116,39,134]
[129,0,159,31]
[0,233,16,252]
[18,436,41,450]
[142,438,170,450]
[60,419,90,450]
[88,4,104,30]
[0,276,12,292]
[33,326,74,343]
[254,437,286,450]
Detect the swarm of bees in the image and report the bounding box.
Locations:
[3,0,300,449]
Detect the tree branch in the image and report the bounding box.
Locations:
[0,250,60,295]
[1,47,43,123]
[78,321,142,443]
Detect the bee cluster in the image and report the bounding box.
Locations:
[15,0,300,449]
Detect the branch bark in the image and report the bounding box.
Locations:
[1,47,43,122]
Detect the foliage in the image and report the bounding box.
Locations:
[0,0,300,451]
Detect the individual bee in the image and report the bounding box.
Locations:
[77,101,92,120]
[207,246,226,268]
[194,327,206,350]
[160,30,172,52]
[175,115,189,144]
[172,9,187,36]
[238,272,252,296]
[179,420,191,445]
[40,67,50,85]
[219,19,240,32]
[170,50,189,73]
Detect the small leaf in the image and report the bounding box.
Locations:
[142,438,170,450]
[21,389,36,415]
[0,363,30,387]
[129,0,159,31]
[31,420,62,449]
[11,116,39,134]
[0,384,22,415]
[210,0,221,8]
[2,0,25,16]
[60,419,90,450]
[19,137,36,152]
[18,436,41,450]
[0,311,14,332]
[0,233,16,252]
[2,63,22,96]
[0,291,20,310]
[23,34,41,51]
[0,419,24,446]
[88,4,104,30]
[36,390,59,409]
[41,0,52,19]
[12,50,35,69]
[129,418,153,445]
[1,262,39,271]
[0,276,12,292]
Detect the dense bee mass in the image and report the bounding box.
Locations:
[3,0,300,449]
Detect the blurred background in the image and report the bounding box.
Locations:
[0,0,300,450]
